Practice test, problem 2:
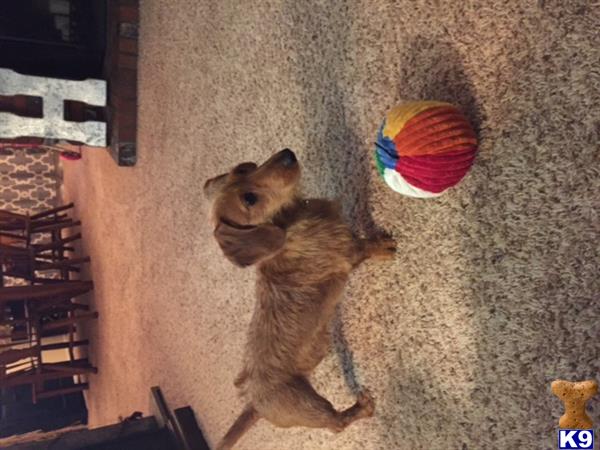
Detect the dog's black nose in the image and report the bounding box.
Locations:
[279,148,297,167]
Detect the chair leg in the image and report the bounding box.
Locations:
[0,346,38,365]
[33,220,81,234]
[1,366,90,388]
[0,280,94,303]
[0,232,26,241]
[0,329,29,341]
[36,266,79,276]
[35,383,89,401]
[30,217,73,230]
[41,311,98,332]
[43,361,97,375]
[41,339,89,351]
[33,277,71,284]
[70,303,90,311]
[34,234,81,252]
[37,304,80,315]
[37,301,90,314]
[40,325,77,339]
[35,256,90,270]
[30,203,74,221]
[35,254,67,261]
[58,233,81,244]
[33,235,78,266]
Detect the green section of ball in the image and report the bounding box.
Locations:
[374,150,385,177]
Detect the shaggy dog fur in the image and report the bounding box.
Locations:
[204,149,396,449]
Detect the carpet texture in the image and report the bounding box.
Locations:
[61,1,599,449]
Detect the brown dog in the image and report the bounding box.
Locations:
[204,149,396,449]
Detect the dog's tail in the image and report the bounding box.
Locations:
[215,404,259,450]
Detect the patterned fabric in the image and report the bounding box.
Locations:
[0,146,58,213]
[375,101,478,197]
[0,146,59,286]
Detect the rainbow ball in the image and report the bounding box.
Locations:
[374,101,478,198]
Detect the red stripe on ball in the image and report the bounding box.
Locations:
[394,106,477,157]
[395,144,477,193]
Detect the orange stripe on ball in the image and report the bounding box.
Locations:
[402,111,468,135]
[393,106,476,157]
[403,106,460,127]
[397,126,477,157]
[395,119,471,154]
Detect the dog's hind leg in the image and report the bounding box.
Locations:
[260,377,375,432]
[216,405,259,450]
[351,237,397,268]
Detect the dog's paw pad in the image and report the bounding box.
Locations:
[372,238,397,260]
[382,238,397,251]
[357,390,375,417]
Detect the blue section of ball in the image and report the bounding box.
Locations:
[375,124,398,170]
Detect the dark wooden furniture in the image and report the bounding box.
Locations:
[2,388,211,449]
[2,387,211,449]
[4,415,175,450]
[0,381,87,438]
[0,204,79,244]
[150,386,210,450]
[0,203,89,283]
[1,245,90,284]
[105,0,139,166]
[0,203,97,408]
[0,0,140,166]
[0,280,97,403]
[0,282,93,305]
[0,1,107,81]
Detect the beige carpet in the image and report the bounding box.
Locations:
[61,1,600,449]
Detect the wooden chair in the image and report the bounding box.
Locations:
[0,296,98,403]
[0,244,90,283]
[0,280,93,309]
[0,351,96,403]
[32,232,82,255]
[0,204,80,244]
[0,284,95,338]
[0,204,97,404]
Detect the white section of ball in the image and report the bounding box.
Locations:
[382,168,443,198]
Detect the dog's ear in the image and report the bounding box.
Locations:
[214,221,286,267]
[204,163,257,201]
[203,173,228,201]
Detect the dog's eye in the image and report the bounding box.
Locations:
[242,192,258,206]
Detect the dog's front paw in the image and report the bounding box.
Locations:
[356,389,375,417]
[369,238,397,261]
